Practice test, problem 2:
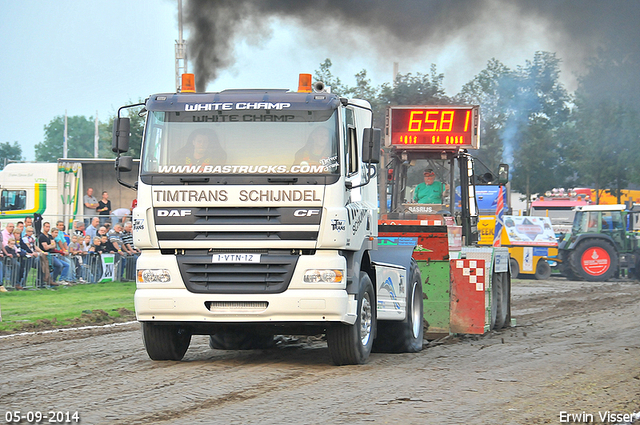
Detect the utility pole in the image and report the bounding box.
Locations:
[63,110,68,159]
[175,0,188,92]
[94,111,99,158]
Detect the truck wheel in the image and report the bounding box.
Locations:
[509,258,520,279]
[570,239,619,282]
[373,261,424,353]
[534,259,552,280]
[327,272,375,365]
[491,272,506,329]
[209,331,276,350]
[141,322,192,361]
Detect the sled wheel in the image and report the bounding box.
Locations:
[492,272,506,329]
[373,261,424,353]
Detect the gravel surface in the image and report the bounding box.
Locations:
[1,276,639,424]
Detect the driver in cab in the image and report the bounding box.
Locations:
[294,127,332,165]
[413,168,447,204]
[175,129,227,166]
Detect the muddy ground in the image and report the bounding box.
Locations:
[1,277,639,425]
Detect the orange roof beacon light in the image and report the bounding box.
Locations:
[181,73,196,93]
[298,73,312,93]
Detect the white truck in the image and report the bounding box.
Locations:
[113,74,424,365]
[0,159,138,229]
[114,75,512,365]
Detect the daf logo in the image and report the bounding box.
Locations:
[157,209,192,217]
[293,209,320,217]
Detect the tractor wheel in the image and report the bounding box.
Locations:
[632,252,640,280]
[558,250,578,280]
[570,239,619,282]
[534,259,552,280]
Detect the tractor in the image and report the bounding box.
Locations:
[558,204,640,281]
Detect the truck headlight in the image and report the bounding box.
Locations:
[137,269,171,283]
[303,269,343,283]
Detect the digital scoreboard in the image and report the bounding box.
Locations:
[388,105,480,149]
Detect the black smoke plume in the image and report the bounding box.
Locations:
[185,0,640,93]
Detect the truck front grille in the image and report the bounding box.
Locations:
[176,250,299,294]
[155,207,322,246]
[157,231,317,241]
[205,301,269,312]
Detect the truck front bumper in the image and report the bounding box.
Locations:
[135,288,358,325]
[135,249,356,324]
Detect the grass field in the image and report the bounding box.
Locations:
[0,281,136,334]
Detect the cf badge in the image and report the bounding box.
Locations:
[293,209,320,217]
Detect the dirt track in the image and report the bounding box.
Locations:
[1,277,639,425]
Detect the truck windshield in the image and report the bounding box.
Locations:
[141,109,339,175]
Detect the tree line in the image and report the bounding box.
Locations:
[0,105,145,169]
[2,49,639,201]
[315,50,640,202]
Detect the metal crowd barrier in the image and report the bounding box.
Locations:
[1,252,138,290]
[1,255,39,289]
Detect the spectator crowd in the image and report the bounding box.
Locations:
[0,187,138,291]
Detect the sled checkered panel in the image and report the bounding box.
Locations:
[454,259,485,291]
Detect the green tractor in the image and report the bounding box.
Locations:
[558,204,640,281]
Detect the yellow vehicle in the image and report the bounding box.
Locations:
[478,215,558,279]
[581,188,640,205]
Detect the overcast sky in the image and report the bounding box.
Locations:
[1,0,577,161]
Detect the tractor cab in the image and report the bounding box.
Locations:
[381,149,479,245]
[559,204,640,280]
[566,205,637,252]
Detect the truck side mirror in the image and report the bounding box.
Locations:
[116,155,133,172]
[498,163,509,185]
[112,117,130,153]
[362,128,381,164]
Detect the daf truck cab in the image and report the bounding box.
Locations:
[113,74,422,365]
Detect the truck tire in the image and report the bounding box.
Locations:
[491,272,504,329]
[373,261,424,353]
[327,272,375,365]
[509,258,519,279]
[570,239,619,282]
[141,322,192,361]
[209,331,276,350]
[535,259,552,280]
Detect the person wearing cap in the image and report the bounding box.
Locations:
[413,168,447,204]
